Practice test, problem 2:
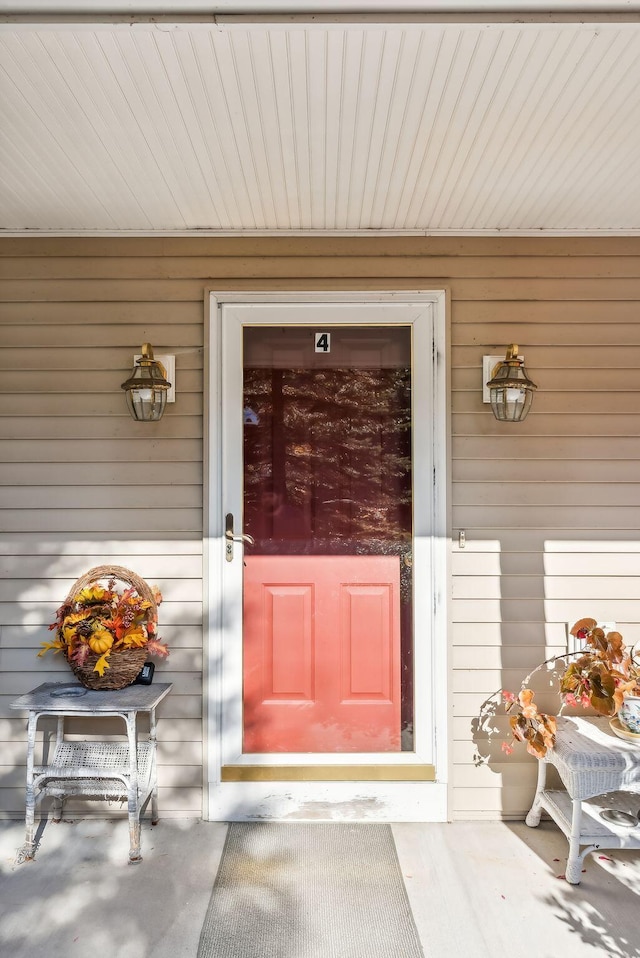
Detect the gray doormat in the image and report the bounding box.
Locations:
[197,823,425,958]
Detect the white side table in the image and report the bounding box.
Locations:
[10,681,173,864]
[525,715,640,883]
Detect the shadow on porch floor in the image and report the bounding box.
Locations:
[0,818,638,958]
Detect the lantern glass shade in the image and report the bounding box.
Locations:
[486,345,537,422]
[121,344,171,422]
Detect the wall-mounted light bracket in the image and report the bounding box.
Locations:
[482,352,523,402]
[121,342,173,422]
[484,344,537,422]
[134,352,175,403]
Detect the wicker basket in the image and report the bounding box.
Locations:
[62,565,157,691]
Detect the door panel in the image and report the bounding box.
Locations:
[243,555,401,753]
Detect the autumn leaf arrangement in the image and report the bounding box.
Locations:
[40,572,169,679]
[501,618,640,759]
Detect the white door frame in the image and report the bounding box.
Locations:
[205,291,449,821]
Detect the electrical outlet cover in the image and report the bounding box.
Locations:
[567,621,616,656]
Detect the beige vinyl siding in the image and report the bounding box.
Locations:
[450,239,640,820]
[0,244,204,819]
[1,235,640,822]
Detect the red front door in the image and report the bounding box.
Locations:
[242,324,413,754]
[243,555,401,752]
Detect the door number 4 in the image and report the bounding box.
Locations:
[314,332,331,353]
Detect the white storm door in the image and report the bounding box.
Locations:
[207,292,448,822]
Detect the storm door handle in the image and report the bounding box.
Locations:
[225,513,254,561]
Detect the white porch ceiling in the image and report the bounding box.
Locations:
[2,16,640,233]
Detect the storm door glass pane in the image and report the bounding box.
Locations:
[242,326,414,751]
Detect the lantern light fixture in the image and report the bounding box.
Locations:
[484,344,537,422]
[121,343,173,422]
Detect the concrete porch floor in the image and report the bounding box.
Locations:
[0,817,638,958]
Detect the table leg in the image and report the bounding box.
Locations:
[125,711,142,863]
[51,717,65,823]
[525,758,547,827]
[150,707,159,825]
[565,798,585,885]
[23,712,38,859]
[128,819,142,864]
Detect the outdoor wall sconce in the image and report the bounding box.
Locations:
[121,343,174,422]
[483,344,537,422]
